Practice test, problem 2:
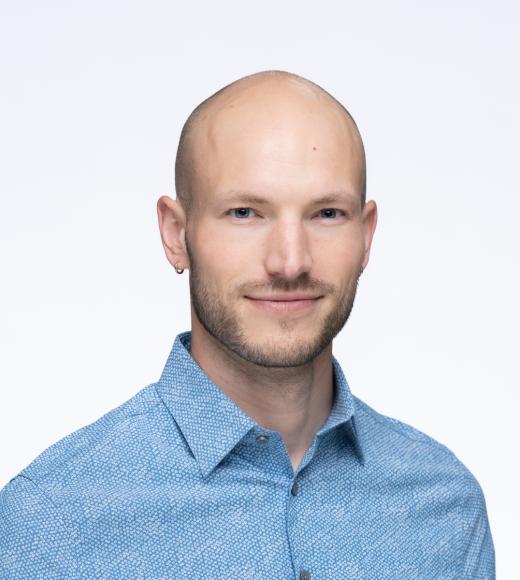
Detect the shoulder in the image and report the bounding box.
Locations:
[3,382,175,495]
[352,395,485,495]
[0,383,184,575]
[352,396,495,577]
[0,474,85,577]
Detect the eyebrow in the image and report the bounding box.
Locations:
[218,191,356,206]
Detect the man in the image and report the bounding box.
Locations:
[0,70,494,579]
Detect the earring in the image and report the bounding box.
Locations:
[174,262,185,274]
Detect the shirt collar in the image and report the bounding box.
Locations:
[155,331,364,477]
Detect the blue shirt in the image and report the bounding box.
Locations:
[0,330,495,579]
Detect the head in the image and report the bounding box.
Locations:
[158,70,377,368]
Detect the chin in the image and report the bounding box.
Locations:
[236,331,327,368]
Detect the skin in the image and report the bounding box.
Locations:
[157,73,377,470]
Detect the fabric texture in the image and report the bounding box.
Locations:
[0,330,495,579]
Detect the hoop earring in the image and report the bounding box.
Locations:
[174,263,185,274]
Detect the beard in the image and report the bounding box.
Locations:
[186,240,361,368]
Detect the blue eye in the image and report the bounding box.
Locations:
[320,208,340,219]
[231,208,256,219]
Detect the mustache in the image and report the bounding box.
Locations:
[238,274,336,296]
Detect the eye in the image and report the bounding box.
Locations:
[229,207,257,219]
[318,208,345,219]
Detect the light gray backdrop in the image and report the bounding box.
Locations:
[1,0,518,575]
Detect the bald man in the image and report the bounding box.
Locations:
[0,71,494,579]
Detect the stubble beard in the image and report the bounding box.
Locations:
[186,242,361,368]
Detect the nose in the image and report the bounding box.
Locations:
[263,217,313,281]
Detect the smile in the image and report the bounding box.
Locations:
[244,296,322,315]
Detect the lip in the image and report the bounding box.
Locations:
[245,295,323,315]
[246,293,322,301]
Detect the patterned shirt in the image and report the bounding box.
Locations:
[0,330,495,579]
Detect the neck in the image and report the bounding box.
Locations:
[189,314,334,471]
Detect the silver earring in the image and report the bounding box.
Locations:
[174,262,184,274]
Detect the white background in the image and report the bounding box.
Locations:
[1,0,518,575]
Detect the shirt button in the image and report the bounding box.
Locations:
[299,571,311,580]
[255,434,269,444]
[291,480,299,496]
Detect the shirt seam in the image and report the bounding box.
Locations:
[356,400,464,467]
[20,400,168,484]
[14,474,85,577]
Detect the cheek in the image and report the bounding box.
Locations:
[190,221,259,286]
[312,232,363,274]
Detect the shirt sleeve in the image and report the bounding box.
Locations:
[460,479,496,580]
[0,475,82,579]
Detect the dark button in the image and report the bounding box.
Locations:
[255,434,269,444]
[300,571,311,580]
[291,480,299,496]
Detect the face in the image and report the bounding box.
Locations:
[179,84,376,368]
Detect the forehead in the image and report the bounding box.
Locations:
[188,83,364,205]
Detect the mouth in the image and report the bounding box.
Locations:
[244,295,323,315]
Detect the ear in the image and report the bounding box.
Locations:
[360,200,378,271]
[156,195,190,271]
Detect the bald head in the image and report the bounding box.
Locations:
[175,70,366,217]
